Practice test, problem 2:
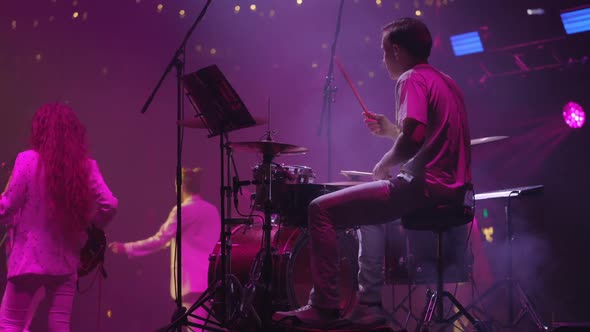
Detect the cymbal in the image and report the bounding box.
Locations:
[177,115,267,129]
[471,136,509,146]
[228,140,308,155]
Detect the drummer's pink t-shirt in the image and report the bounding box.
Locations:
[395,64,472,198]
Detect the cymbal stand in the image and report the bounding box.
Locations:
[466,192,548,331]
[226,99,278,331]
[235,148,276,332]
[138,1,214,331]
[317,0,345,182]
[158,128,243,332]
[262,151,276,330]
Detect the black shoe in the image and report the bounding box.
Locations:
[273,304,344,329]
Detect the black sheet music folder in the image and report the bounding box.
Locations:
[182,65,256,137]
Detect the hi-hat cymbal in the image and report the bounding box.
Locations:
[471,136,509,146]
[228,140,308,155]
[177,115,267,129]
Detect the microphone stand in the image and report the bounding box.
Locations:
[317,0,345,182]
[138,1,213,331]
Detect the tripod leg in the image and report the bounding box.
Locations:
[442,291,478,327]
[235,271,262,328]
[390,284,418,330]
[514,282,549,331]
[463,280,504,313]
[224,249,265,330]
[184,292,220,329]
[416,290,437,332]
[157,280,228,332]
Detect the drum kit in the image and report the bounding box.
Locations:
[177,108,513,332]
[158,61,524,332]
[216,138,359,330]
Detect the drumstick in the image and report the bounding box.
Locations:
[340,170,373,177]
[334,57,371,117]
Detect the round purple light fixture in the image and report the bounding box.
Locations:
[563,102,585,128]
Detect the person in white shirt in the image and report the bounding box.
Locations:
[110,167,221,330]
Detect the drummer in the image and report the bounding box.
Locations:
[274,17,472,329]
[109,167,221,328]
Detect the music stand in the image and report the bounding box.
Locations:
[467,185,549,331]
[158,65,256,332]
[183,65,256,137]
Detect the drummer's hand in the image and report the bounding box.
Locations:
[109,242,127,255]
[372,160,392,181]
[363,112,400,139]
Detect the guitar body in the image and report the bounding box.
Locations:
[78,225,107,277]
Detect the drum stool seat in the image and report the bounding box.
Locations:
[401,203,473,232]
[401,203,486,332]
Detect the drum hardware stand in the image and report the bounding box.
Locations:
[157,126,245,332]
[467,188,549,331]
[155,64,259,332]
[389,283,421,331]
[385,223,422,332]
[240,140,278,331]
[317,0,344,182]
[260,149,277,330]
[138,1,214,331]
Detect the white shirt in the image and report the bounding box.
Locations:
[123,195,220,299]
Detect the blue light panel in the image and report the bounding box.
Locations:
[561,7,590,35]
[450,31,484,57]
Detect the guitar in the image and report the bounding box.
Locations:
[78,224,107,278]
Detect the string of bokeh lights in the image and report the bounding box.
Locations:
[7,0,452,33]
[6,0,451,86]
[7,0,584,127]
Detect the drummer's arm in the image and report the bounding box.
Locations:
[377,118,426,168]
[123,206,178,257]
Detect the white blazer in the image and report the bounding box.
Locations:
[0,150,118,278]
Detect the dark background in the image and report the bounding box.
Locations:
[2,0,589,330]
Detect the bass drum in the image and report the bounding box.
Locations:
[208,223,358,322]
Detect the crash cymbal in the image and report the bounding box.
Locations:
[177,115,267,129]
[470,136,509,146]
[228,140,307,155]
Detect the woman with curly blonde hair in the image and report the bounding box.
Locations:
[0,103,118,331]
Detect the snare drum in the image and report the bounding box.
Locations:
[208,223,358,322]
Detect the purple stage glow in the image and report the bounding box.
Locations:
[563,102,585,128]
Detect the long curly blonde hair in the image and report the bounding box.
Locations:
[31,103,93,235]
